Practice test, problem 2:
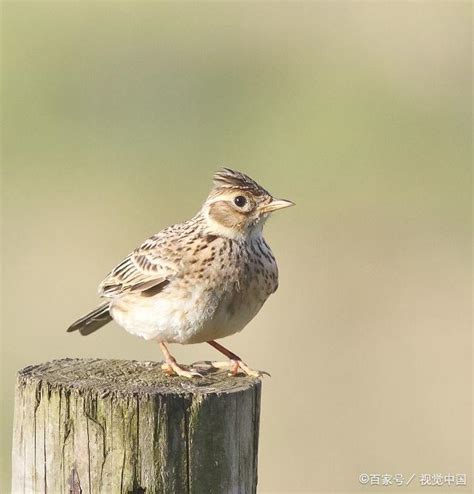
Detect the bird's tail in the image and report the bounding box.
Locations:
[67,302,112,336]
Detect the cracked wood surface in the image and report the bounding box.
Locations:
[11,358,261,494]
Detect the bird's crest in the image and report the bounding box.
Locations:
[212,168,269,196]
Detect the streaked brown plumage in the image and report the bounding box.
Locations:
[68,168,294,377]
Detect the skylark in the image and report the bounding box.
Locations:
[68,169,294,378]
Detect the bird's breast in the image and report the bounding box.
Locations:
[110,235,279,344]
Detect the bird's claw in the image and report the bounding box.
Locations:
[161,362,203,378]
[210,360,269,378]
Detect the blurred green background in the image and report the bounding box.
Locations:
[1,2,471,493]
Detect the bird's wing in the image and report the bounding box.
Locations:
[98,234,181,297]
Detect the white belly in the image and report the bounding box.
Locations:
[186,284,268,344]
[110,280,270,344]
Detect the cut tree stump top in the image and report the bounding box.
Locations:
[17,357,260,397]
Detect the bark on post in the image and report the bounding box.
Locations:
[11,358,261,494]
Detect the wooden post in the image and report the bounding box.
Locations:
[12,358,261,494]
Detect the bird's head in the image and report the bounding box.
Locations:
[202,168,294,239]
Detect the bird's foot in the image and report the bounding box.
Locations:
[159,341,202,378]
[210,360,269,378]
[161,361,203,378]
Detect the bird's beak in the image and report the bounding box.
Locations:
[260,198,295,213]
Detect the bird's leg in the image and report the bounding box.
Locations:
[207,340,266,378]
[159,342,202,378]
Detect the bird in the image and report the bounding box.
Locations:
[67,168,294,378]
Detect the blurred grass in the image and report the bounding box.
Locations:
[1,2,471,492]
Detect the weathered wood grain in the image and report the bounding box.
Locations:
[11,358,261,494]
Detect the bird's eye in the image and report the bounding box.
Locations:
[234,195,247,208]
